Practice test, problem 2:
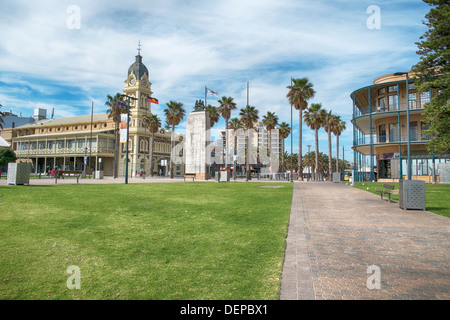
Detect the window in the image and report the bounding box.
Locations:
[57,140,65,149]
[389,123,399,142]
[388,86,397,93]
[77,139,85,148]
[378,124,386,142]
[420,91,430,106]
[410,121,418,141]
[378,87,385,95]
[388,95,398,110]
[408,82,416,90]
[421,122,431,140]
[408,93,417,109]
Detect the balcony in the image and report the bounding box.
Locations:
[15,147,115,156]
[354,102,425,118]
[354,134,431,146]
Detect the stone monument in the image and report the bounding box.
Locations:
[185,101,211,180]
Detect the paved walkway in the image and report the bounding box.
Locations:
[280,181,450,300]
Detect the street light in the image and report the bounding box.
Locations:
[307,144,311,181]
[120,94,138,184]
[394,72,411,180]
[290,77,293,183]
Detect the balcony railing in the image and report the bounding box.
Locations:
[354,134,431,146]
[15,148,115,156]
[354,102,425,118]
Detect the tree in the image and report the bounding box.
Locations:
[106,93,127,178]
[286,78,316,181]
[278,122,291,173]
[143,113,161,177]
[217,96,237,168]
[262,111,279,157]
[206,105,220,128]
[323,110,337,181]
[333,116,346,172]
[229,117,243,179]
[239,105,259,181]
[304,103,325,180]
[303,151,328,180]
[164,101,185,179]
[0,149,16,170]
[411,0,450,153]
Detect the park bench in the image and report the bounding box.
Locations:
[375,184,395,202]
[55,170,82,184]
[184,173,196,182]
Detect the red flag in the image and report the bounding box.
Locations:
[147,97,159,104]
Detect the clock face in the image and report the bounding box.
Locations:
[130,78,136,85]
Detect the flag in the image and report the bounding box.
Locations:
[118,101,128,107]
[207,88,218,97]
[147,97,159,104]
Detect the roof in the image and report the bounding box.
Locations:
[128,54,149,80]
[15,113,110,129]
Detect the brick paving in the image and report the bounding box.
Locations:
[280,181,450,300]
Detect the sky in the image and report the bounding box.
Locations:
[0,0,430,161]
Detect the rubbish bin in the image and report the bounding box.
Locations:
[333,172,341,183]
[399,180,425,210]
[95,170,104,179]
[220,170,230,182]
[7,163,31,185]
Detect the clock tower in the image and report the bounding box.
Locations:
[123,43,153,125]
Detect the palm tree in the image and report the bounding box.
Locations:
[217,96,237,168]
[229,117,243,179]
[206,105,220,128]
[239,105,259,181]
[286,77,316,181]
[323,110,336,181]
[262,111,279,157]
[143,113,161,177]
[164,101,185,179]
[106,93,127,178]
[333,116,346,172]
[304,103,325,180]
[278,122,291,173]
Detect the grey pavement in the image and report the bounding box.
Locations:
[280,181,450,300]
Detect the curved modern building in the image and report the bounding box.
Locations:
[351,72,448,182]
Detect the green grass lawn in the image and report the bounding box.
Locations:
[0,182,292,300]
[349,181,450,218]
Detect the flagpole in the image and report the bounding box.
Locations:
[205,86,207,110]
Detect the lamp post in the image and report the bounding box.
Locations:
[120,94,138,184]
[394,72,411,180]
[290,77,293,183]
[307,144,311,181]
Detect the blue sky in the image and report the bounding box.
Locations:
[0,0,430,161]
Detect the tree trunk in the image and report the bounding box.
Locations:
[336,135,339,173]
[246,132,251,181]
[225,119,228,168]
[114,121,120,179]
[328,129,332,181]
[170,125,174,179]
[150,132,155,177]
[298,109,303,180]
[315,128,319,181]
